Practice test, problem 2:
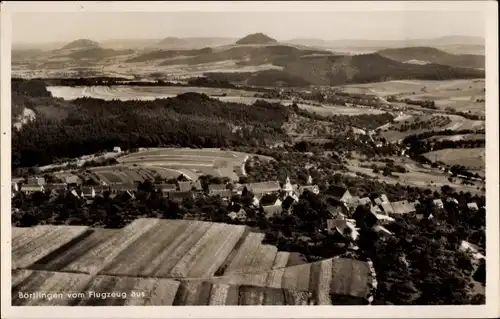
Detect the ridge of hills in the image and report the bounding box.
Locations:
[376,46,484,69]
[203,53,484,87]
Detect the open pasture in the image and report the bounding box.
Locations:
[380,113,485,142]
[341,79,485,115]
[424,133,485,142]
[346,157,484,194]
[423,148,485,171]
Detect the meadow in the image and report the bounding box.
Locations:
[422,148,485,171]
[340,79,485,115]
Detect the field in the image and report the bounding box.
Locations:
[346,156,484,194]
[115,148,272,182]
[422,148,485,171]
[11,219,372,305]
[38,148,273,186]
[424,133,485,142]
[292,102,386,116]
[340,79,485,115]
[380,114,485,142]
[47,85,258,101]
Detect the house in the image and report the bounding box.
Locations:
[44,183,67,193]
[262,205,283,218]
[20,184,44,194]
[110,183,137,193]
[298,185,320,196]
[459,240,485,260]
[446,197,459,205]
[326,219,359,241]
[245,181,281,194]
[358,197,372,206]
[208,184,228,195]
[380,202,395,215]
[113,146,122,153]
[327,200,349,218]
[208,184,232,199]
[391,200,416,215]
[93,185,110,194]
[260,193,282,207]
[467,202,479,211]
[261,193,283,217]
[12,182,19,193]
[228,208,247,222]
[62,175,82,185]
[80,186,96,198]
[70,189,80,198]
[433,199,444,209]
[178,180,202,192]
[370,205,382,215]
[27,177,45,186]
[372,224,393,237]
[157,183,177,194]
[168,191,195,203]
[251,192,265,207]
[380,194,389,203]
[372,212,395,225]
[329,186,352,203]
[374,197,383,205]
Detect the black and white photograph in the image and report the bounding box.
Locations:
[1,1,498,318]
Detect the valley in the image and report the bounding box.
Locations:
[9,24,488,309]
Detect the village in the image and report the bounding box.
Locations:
[12,169,485,268]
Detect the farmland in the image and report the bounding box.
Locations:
[346,156,484,194]
[290,102,386,116]
[44,148,272,185]
[380,113,485,142]
[45,85,391,117]
[340,79,485,115]
[47,85,258,101]
[422,148,485,171]
[11,219,372,305]
[115,148,273,181]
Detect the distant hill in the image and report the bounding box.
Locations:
[126,48,213,63]
[204,53,484,87]
[156,37,190,48]
[59,39,101,51]
[157,44,328,67]
[286,36,485,55]
[377,47,484,69]
[151,37,236,50]
[236,33,278,45]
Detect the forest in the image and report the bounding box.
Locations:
[12,79,293,168]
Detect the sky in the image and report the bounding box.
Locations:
[12,11,485,45]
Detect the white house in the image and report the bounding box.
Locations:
[20,184,44,194]
[113,146,122,153]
